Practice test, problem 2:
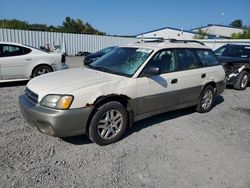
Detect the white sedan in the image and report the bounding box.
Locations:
[0,42,68,82]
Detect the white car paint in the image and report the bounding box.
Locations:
[0,42,68,82]
[26,41,225,111]
[27,67,137,108]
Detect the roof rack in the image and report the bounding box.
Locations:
[136,37,164,43]
[168,39,205,45]
[136,38,205,45]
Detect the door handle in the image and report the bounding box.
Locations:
[201,73,206,78]
[171,78,178,84]
[25,58,32,61]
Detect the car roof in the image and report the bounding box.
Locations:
[0,41,34,49]
[0,41,25,46]
[123,40,211,51]
[224,44,250,48]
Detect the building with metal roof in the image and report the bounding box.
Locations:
[191,24,244,38]
[136,26,220,40]
[136,24,244,40]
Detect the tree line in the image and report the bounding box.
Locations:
[0,17,106,35]
[230,19,250,39]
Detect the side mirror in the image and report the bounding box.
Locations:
[141,66,160,77]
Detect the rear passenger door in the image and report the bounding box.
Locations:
[195,49,224,87]
[175,49,204,104]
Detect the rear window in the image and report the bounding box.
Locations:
[196,50,219,66]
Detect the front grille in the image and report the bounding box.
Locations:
[24,88,38,105]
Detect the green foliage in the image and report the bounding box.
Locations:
[231,29,250,39]
[0,17,106,35]
[194,29,209,39]
[230,19,243,28]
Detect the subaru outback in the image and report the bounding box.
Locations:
[19,40,225,145]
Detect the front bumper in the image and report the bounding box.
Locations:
[52,63,69,71]
[19,95,93,137]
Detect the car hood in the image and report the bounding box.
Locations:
[85,52,103,59]
[27,67,123,101]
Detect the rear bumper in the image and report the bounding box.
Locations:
[19,95,93,137]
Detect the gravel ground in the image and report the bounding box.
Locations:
[0,57,250,188]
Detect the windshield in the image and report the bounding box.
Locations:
[89,47,153,77]
[99,46,115,54]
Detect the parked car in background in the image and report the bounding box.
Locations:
[83,46,116,65]
[75,51,91,56]
[19,40,225,145]
[214,44,250,90]
[0,42,68,82]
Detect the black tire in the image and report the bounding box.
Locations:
[233,71,248,90]
[196,85,215,113]
[88,101,128,146]
[32,65,53,78]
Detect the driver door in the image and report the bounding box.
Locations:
[136,49,181,115]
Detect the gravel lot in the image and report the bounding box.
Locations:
[0,57,250,188]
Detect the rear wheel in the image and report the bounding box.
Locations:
[233,71,248,90]
[196,85,215,113]
[32,65,52,78]
[88,101,128,146]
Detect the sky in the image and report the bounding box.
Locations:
[0,0,250,35]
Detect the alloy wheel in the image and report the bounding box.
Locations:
[97,109,123,140]
[201,89,213,110]
[241,74,248,89]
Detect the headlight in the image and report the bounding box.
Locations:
[41,95,73,109]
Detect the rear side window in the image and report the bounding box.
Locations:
[225,47,244,57]
[196,50,219,66]
[176,49,200,71]
[1,44,31,57]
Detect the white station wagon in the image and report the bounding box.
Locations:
[0,42,68,82]
[19,40,225,145]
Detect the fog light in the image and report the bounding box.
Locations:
[37,122,54,136]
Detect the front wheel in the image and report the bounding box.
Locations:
[88,101,128,146]
[32,65,53,78]
[233,71,248,90]
[196,85,215,113]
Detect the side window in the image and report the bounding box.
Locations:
[225,47,244,57]
[146,49,176,74]
[214,47,226,56]
[1,45,31,57]
[176,49,199,71]
[196,50,219,66]
[23,47,32,55]
[243,47,250,58]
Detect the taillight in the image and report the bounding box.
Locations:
[61,54,66,63]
